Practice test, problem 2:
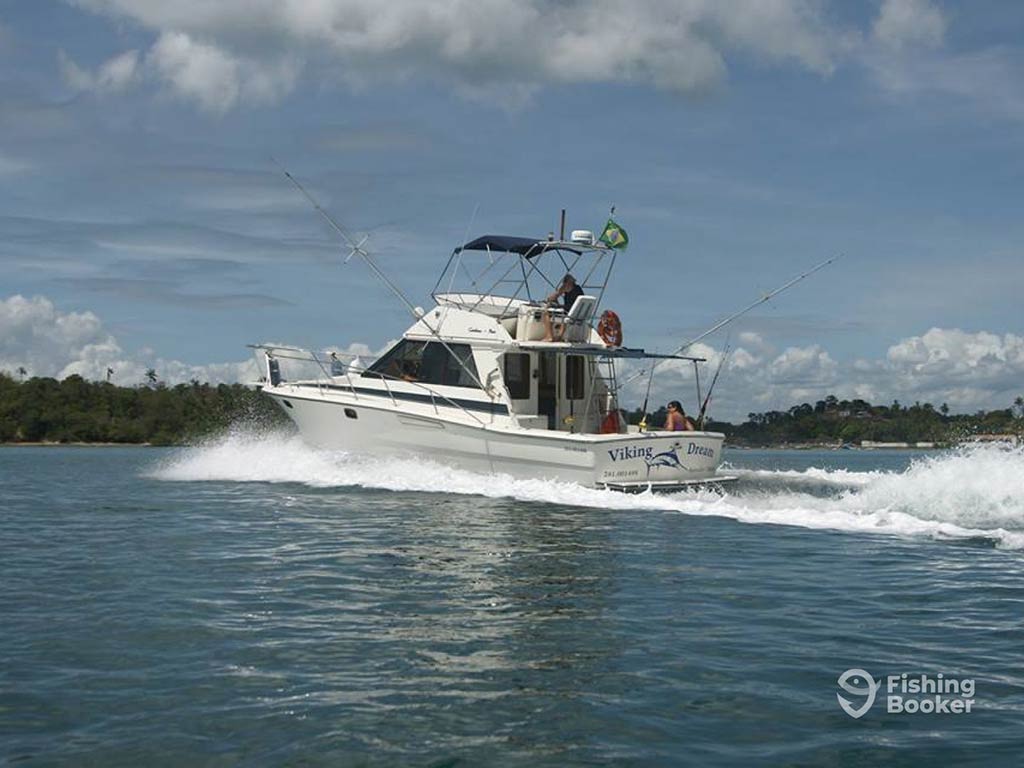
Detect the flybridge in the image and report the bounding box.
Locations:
[453,234,607,258]
[433,223,623,316]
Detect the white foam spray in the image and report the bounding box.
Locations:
[151,431,1024,550]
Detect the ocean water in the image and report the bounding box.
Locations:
[2,436,1024,766]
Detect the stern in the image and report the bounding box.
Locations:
[593,431,725,488]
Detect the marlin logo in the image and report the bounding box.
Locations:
[643,447,686,475]
[837,669,879,719]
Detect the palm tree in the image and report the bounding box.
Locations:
[145,368,158,387]
[106,367,114,383]
[17,366,27,381]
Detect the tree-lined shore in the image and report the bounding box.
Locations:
[0,373,288,446]
[2,372,1021,447]
[637,394,1024,447]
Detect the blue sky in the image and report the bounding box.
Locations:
[2,0,1023,418]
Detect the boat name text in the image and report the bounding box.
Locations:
[608,442,714,463]
[607,446,654,462]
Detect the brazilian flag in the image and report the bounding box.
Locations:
[599,218,629,249]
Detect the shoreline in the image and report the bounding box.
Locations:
[2,441,155,447]
[1,440,947,451]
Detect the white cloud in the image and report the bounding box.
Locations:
[768,344,839,385]
[147,31,299,113]
[737,330,768,349]
[861,0,1024,122]
[55,0,1024,124]
[873,0,945,51]
[147,31,240,112]
[57,30,298,112]
[58,48,141,93]
[66,0,854,109]
[864,45,1024,122]
[880,327,1024,408]
[1,294,108,375]
[0,294,255,386]
[622,327,1024,421]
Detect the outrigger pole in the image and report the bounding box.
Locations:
[273,160,489,392]
[624,255,837,389]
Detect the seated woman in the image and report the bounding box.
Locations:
[542,274,584,342]
[664,400,696,431]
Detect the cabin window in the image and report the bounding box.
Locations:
[419,342,480,388]
[503,353,531,399]
[364,339,424,381]
[566,355,585,400]
[363,339,480,388]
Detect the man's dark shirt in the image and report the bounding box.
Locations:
[562,284,584,312]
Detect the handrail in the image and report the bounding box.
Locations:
[248,344,363,361]
[252,344,490,426]
[346,366,490,427]
[379,370,398,407]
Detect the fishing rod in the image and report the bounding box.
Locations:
[273,160,489,392]
[637,351,658,432]
[624,255,837,388]
[697,342,731,428]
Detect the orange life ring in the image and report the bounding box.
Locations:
[597,309,623,347]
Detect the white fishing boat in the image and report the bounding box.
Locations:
[252,218,737,492]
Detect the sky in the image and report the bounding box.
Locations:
[1,0,1023,420]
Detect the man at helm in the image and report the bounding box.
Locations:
[542,273,584,342]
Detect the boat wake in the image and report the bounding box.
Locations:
[152,431,1024,550]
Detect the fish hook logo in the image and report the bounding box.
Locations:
[837,668,879,719]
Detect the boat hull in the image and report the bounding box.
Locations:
[264,385,726,490]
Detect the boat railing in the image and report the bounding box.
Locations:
[378,370,398,408]
[248,343,491,426]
